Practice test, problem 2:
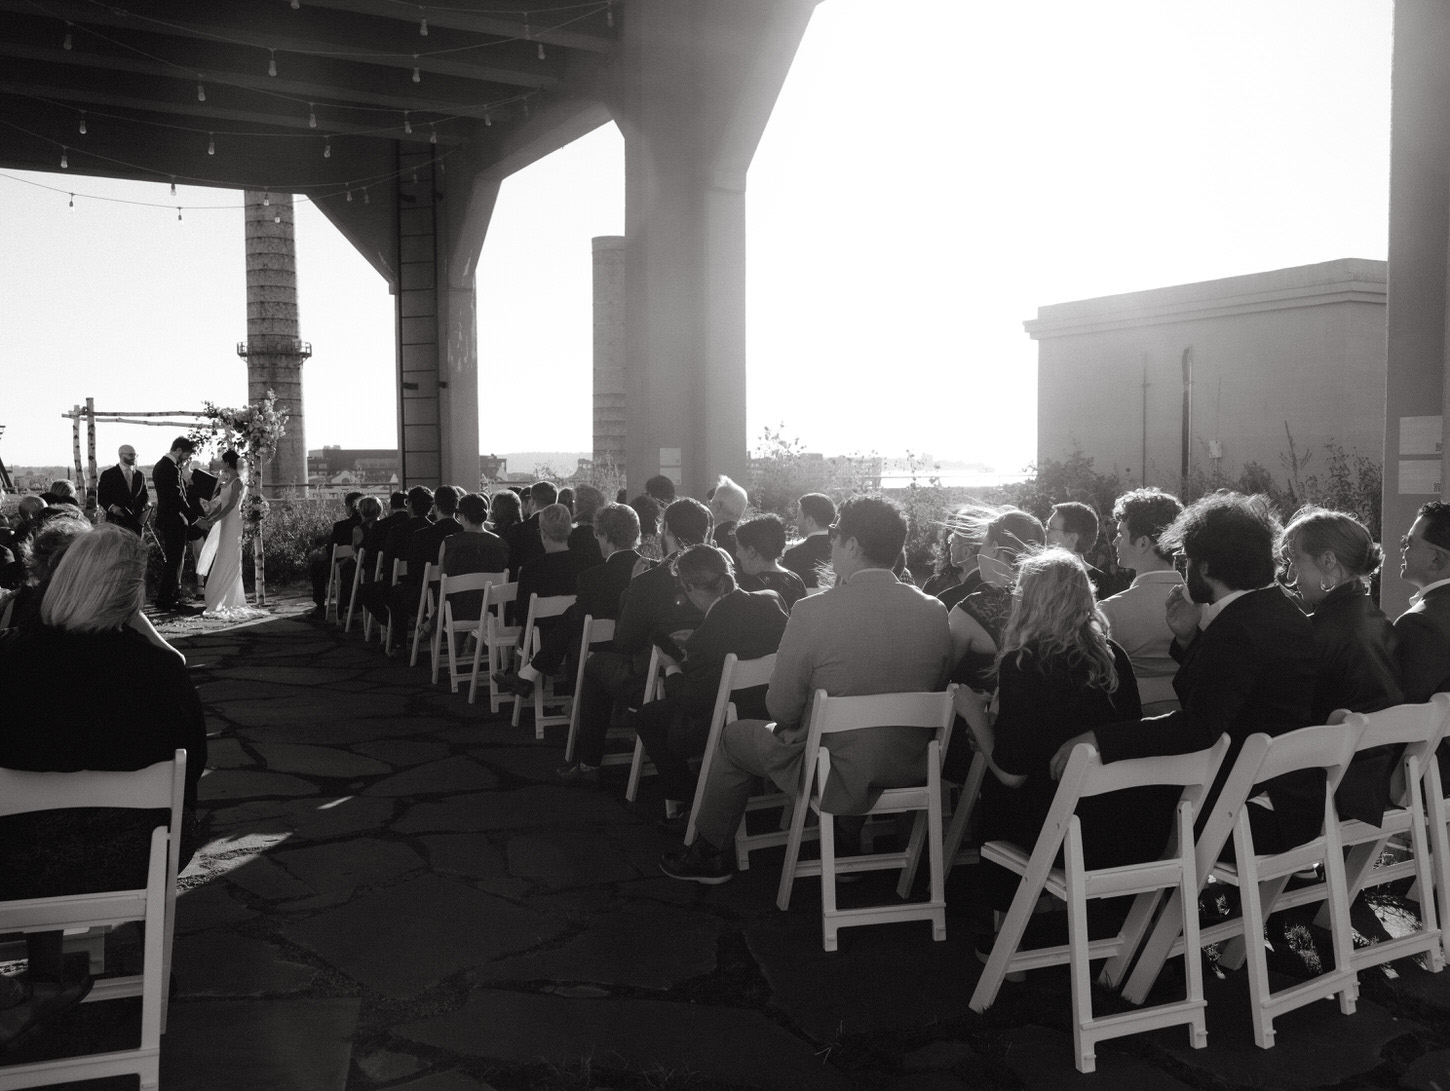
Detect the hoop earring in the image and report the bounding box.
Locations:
[1319,574,1336,593]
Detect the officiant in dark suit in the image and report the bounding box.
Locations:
[152,436,198,613]
[97,445,150,535]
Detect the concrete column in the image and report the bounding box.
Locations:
[1383,0,1450,614]
[607,0,815,498]
[240,191,310,495]
[593,235,627,469]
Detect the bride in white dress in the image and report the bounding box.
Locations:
[197,450,264,620]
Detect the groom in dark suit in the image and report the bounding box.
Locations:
[153,436,199,613]
[1394,500,1450,780]
[97,445,150,535]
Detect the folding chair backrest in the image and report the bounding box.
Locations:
[1350,694,1450,766]
[707,652,778,731]
[580,615,617,651]
[0,753,185,817]
[485,580,517,614]
[441,570,506,606]
[393,558,408,584]
[811,688,957,737]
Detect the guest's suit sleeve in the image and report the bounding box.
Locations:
[97,468,122,513]
[613,572,656,654]
[1394,609,1450,702]
[765,599,817,731]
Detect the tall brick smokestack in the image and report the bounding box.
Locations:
[237,190,310,495]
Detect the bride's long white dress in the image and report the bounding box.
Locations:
[198,479,263,620]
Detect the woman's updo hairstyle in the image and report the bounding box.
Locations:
[221,449,240,471]
[1280,507,1383,581]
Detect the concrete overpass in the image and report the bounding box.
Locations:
[0,0,818,497]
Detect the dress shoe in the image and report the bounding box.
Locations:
[556,762,599,785]
[0,972,94,1050]
[172,602,203,616]
[659,842,734,885]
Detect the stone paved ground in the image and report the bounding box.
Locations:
[7,604,1450,1089]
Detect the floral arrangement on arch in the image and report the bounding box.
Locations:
[187,390,288,525]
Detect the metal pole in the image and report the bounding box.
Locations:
[1180,347,1193,489]
[85,397,98,516]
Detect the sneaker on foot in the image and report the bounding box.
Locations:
[660,843,734,885]
[556,762,599,785]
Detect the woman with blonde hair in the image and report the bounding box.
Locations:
[953,548,1143,915]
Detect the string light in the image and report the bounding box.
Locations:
[60,147,68,169]
[523,18,531,41]
[268,50,277,77]
[274,212,281,223]
[263,190,270,205]
[411,169,418,183]
[412,58,421,83]
[323,139,331,158]
[170,177,177,196]
[77,112,86,135]
[62,24,72,50]
[290,0,300,8]
[68,192,74,209]
[197,81,206,102]
[429,123,436,144]
[606,1,614,28]
[308,104,317,128]
[403,111,412,135]
[419,16,428,36]
[207,133,215,155]
[537,42,546,61]
[483,111,491,127]
[177,207,183,221]
[346,188,352,202]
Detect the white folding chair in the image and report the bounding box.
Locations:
[323,543,354,622]
[0,751,186,1091]
[408,560,441,668]
[1118,722,1364,1050]
[383,558,408,651]
[775,687,957,952]
[1296,696,1450,974]
[361,551,387,642]
[685,652,778,844]
[1428,720,1450,966]
[468,580,519,712]
[969,736,1230,1074]
[510,592,577,736]
[564,615,618,761]
[622,646,670,803]
[431,570,507,689]
[343,546,366,633]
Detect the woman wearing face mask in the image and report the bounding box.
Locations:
[1279,507,1403,824]
[948,509,1045,690]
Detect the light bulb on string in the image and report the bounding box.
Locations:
[537,42,545,60]
[68,192,73,209]
[429,123,436,145]
[411,169,418,183]
[523,18,531,41]
[77,112,86,135]
[483,111,491,127]
[346,188,352,202]
[419,16,428,36]
[274,212,281,224]
[290,0,300,8]
[412,58,421,83]
[606,1,613,28]
[362,187,369,205]
[63,24,72,49]
[197,81,206,102]
[177,207,183,221]
[323,139,331,158]
[207,133,215,155]
[263,190,270,206]
[268,50,277,77]
[170,177,177,196]
[60,147,68,169]
[308,104,317,128]
[403,111,412,134]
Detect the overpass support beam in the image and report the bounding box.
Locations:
[608,0,816,499]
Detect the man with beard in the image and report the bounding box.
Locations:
[1050,492,1320,853]
[97,445,150,535]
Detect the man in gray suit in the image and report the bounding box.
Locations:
[661,495,953,884]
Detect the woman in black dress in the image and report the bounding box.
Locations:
[733,514,807,610]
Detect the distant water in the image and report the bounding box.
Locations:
[878,471,1031,489]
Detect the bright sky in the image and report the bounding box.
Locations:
[0,0,1393,476]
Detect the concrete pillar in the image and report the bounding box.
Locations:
[240,191,309,495]
[593,235,627,469]
[1383,0,1450,614]
[395,147,497,488]
[607,0,815,498]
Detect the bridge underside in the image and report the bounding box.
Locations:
[0,0,817,497]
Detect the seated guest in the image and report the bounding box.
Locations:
[568,485,607,571]
[925,504,996,609]
[0,510,92,629]
[950,509,1045,690]
[44,479,80,508]
[488,488,522,539]
[634,545,789,819]
[645,474,677,506]
[1099,488,1185,714]
[307,491,363,618]
[379,490,410,536]
[953,549,1144,917]
[384,485,461,651]
[558,487,575,515]
[560,498,713,784]
[631,493,664,561]
[0,525,207,1047]
[1051,493,1320,855]
[708,475,748,563]
[507,481,557,579]
[1394,500,1450,783]
[507,502,642,701]
[510,502,581,652]
[734,514,807,610]
[1280,507,1402,825]
[361,486,432,626]
[782,493,836,589]
[434,492,510,626]
[660,495,952,883]
[351,495,383,553]
[1046,500,1106,595]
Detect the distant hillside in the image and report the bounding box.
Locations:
[500,452,591,477]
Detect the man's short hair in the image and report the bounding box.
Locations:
[630,494,663,538]
[713,475,748,521]
[1417,500,1450,552]
[170,436,197,455]
[49,480,77,500]
[490,489,521,525]
[22,511,92,583]
[458,492,489,525]
[797,493,836,530]
[1112,488,1184,561]
[389,490,409,511]
[539,503,573,544]
[529,481,558,507]
[663,497,713,548]
[835,495,908,568]
[573,485,606,524]
[433,485,460,516]
[357,496,382,520]
[673,544,735,597]
[594,503,641,550]
[1162,492,1280,591]
[406,485,434,513]
[1051,501,1100,554]
[644,475,677,503]
[344,491,364,511]
[735,514,787,560]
